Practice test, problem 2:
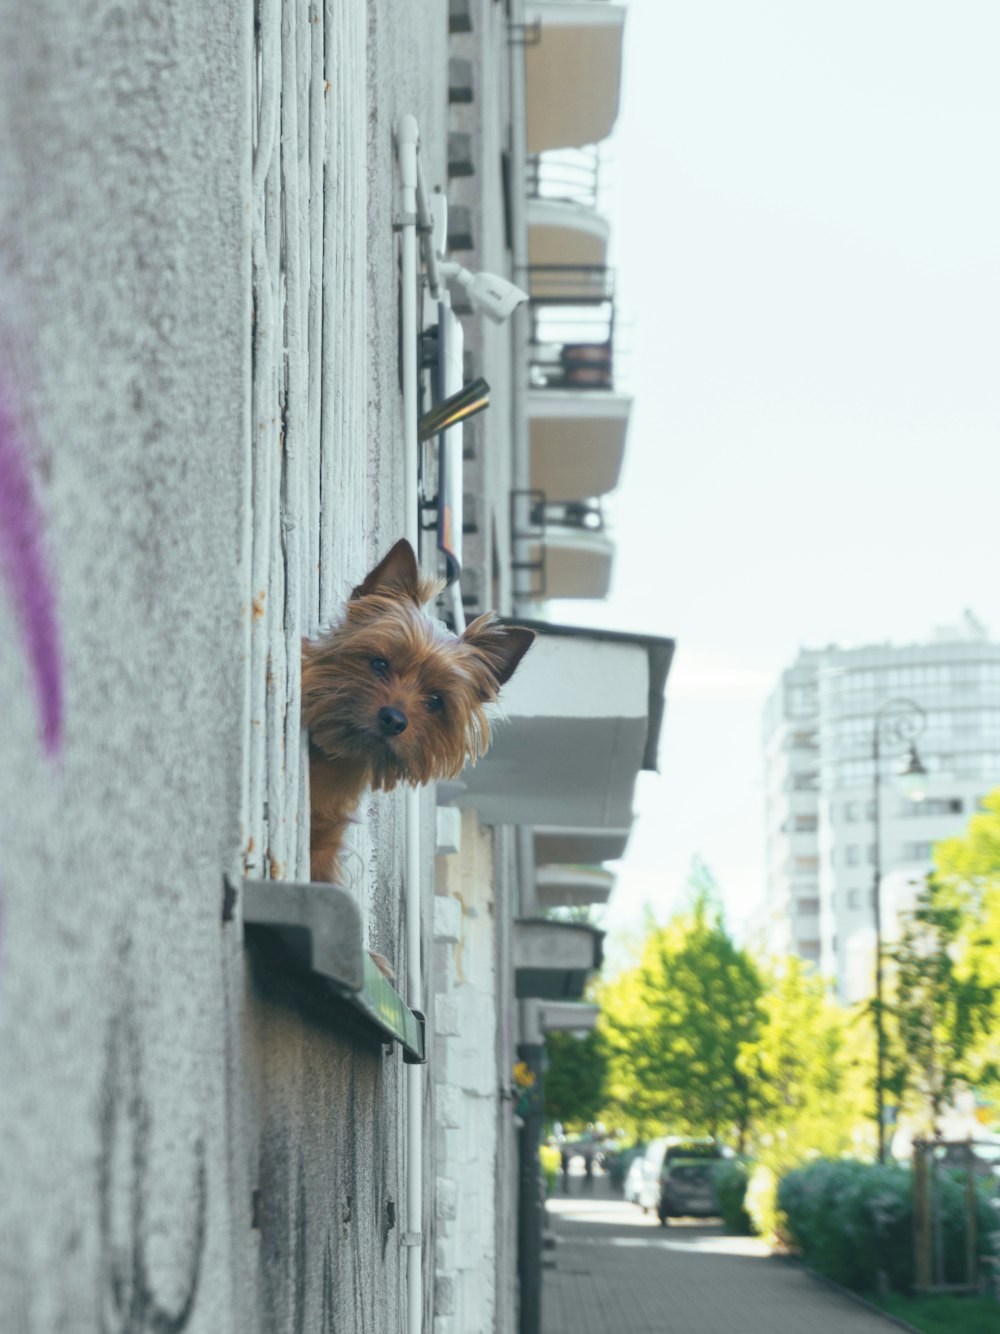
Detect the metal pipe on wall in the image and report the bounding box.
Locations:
[396,112,424,1334]
[507,0,532,618]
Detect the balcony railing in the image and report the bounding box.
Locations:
[526,147,602,209]
[529,496,606,534]
[527,264,615,391]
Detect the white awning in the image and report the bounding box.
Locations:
[459,622,674,829]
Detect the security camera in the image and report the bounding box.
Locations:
[438,261,529,325]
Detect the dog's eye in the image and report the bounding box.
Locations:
[369,657,390,678]
[427,692,445,714]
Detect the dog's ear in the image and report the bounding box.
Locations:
[351,539,422,602]
[461,615,536,692]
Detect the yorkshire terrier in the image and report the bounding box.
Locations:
[302,539,535,882]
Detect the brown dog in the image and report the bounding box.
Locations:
[302,539,535,881]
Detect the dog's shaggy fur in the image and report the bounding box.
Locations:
[302,539,535,881]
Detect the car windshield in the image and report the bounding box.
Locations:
[668,1163,711,1184]
[665,1142,720,1161]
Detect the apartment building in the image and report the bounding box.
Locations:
[763,616,1000,999]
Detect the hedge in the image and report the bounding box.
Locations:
[713,1160,754,1235]
[777,1158,999,1296]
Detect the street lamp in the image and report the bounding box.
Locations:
[871,698,927,1164]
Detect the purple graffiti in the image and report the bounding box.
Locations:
[0,390,63,756]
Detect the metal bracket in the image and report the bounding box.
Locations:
[508,19,542,45]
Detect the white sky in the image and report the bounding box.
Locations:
[548,0,1000,942]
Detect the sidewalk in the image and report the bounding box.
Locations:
[543,1177,900,1334]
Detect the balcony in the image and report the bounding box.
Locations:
[514,918,604,1000]
[536,864,615,909]
[539,1001,600,1034]
[522,522,614,600]
[528,263,616,386]
[534,827,631,863]
[527,391,630,505]
[458,621,674,830]
[525,263,630,506]
[511,482,615,603]
[527,198,609,279]
[524,2,626,154]
[527,147,602,211]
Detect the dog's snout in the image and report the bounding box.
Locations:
[378,706,408,737]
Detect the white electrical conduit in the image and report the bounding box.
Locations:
[396,113,424,1334]
[414,168,443,304]
[399,117,470,1331]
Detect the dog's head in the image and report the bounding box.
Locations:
[302,539,535,789]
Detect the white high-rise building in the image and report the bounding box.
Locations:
[763,615,1000,999]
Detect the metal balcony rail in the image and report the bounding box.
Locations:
[527,265,616,390]
[510,488,547,600]
[530,497,606,533]
[526,147,602,209]
[527,263,614,304]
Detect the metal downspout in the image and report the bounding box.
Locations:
[396,113,424,1334]
[507,16,544,1332]
[508,0,532,619]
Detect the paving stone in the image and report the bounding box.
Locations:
[543,1178,902,1334]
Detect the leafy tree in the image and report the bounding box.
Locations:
[886,877,994,1134]
[923,788,1000,1109]
[745,955,858,1156]
[600,862,765,1145]
[544,1028,607,1127]
[738,956,868,1234]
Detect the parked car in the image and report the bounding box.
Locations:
[656,1140,728,1226]
[657,1159,720,1225]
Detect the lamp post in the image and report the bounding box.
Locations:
[871,698,927,1164]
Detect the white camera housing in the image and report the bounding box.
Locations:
[438,262,529,325]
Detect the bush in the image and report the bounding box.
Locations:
[778,1158,998,1296]
[714,1160,754,1234]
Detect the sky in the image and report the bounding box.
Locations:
[549,0,1000,945]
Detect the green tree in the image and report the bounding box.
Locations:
[886,877,994,1134]
[600,863,765,1146]
[738,956,867,1234]
[544,1028,607,1127]
[746,954,858,1155]
[923,788,1000,1110]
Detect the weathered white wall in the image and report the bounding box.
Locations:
[0,0,453,1330]
[433,812,501,1334]
[0,2,250,1328]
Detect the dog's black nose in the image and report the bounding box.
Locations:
[378,706,408,737]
